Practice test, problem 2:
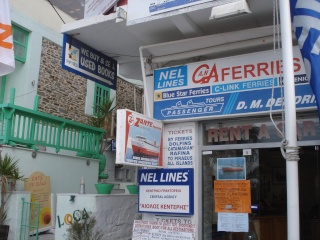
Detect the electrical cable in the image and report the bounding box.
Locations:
[46,0,66,24]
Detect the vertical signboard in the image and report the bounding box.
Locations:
[153,47,316,121]
[163,122,195,168]
[116,109,163,167]
[62,34,117,90]
[138,168,194,215]
[24,172,52,232]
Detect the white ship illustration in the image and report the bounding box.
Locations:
[161,100,224,117]
[131,135,160,157]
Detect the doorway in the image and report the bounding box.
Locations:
[203,146,320,240]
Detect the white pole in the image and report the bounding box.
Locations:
[279,0,300,239]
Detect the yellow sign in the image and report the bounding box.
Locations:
[24,172,52,229]
[214,180,251,213]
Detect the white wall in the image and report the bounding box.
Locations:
[10,0,75,32]
[2,146,100,195]
[5,6,65,109]
[56,194,140,240]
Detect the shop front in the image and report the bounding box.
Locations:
[139,37,319,239]
[201,113,320,240]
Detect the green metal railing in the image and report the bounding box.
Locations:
[20,198,40,240]
[0,89,106,158]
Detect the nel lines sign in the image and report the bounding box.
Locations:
[138,168,194,215]
[153,47,316,120]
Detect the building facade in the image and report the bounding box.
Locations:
[61,0,320,239]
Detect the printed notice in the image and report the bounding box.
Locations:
[217,213,249,232]
[163,123,195,168]
[132,220,196,240]
[214,180,251,213]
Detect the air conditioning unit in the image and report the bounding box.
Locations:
[209,0,251,20]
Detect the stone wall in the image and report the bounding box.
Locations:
[37,38,144,125]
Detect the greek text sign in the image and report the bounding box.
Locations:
[62,34,117,90]
[138,168,194,214]
[153,47,315,120]
[214,180,251,213]
[132,220,196,240]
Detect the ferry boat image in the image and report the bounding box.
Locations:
[222,164,244,172]
[131,135,160,157]
[161,100,224,117]
[149,0,206,14]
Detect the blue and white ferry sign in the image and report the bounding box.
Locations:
[138,168,194,215]
[153,47,316,121]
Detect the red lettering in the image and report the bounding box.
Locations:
[232,66,242,79]
[192,64,218,84]
[0,23,13,49]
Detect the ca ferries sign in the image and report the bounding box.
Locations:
[153,47,315,120]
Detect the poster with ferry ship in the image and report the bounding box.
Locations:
[116,109,164,167]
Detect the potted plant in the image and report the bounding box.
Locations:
[88,98,116,180]
[65,214,102,240]
[0,153,24,240]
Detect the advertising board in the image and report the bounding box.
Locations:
[163,122,195,168]
[127,0,213,24]
[153,47,315,121]
[116,109,163,167]
[138,168,194,215]
[132,220,196,240]
[62,34,117,90]
[84,0,119,18]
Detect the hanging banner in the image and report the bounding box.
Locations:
[62,34,117,90]
[0,0,15,76]
[116,109,163,167]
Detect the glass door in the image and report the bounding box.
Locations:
[202,149,260,240]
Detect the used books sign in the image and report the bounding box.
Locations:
[62,34,117,90]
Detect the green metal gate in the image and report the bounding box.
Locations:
[20,197,40,240]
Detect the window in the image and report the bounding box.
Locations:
[12,25,29,63]
[93,83,110,116]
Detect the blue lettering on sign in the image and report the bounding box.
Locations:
[62,34,117,90]
[212,78,278,94]
[159,86,211,100]
[153,84,316,120]
[154,66,187,90]
[139,169,193,186]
